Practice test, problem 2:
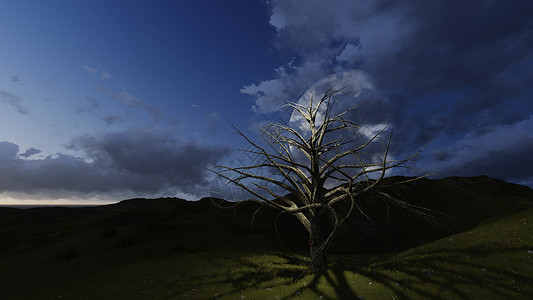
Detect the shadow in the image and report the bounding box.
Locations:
[309,268,360,300]
[175,243,533,299]
[330,245,533,299]
[172,252,364,299]
[169,253,308,299]
[276,254,360,299]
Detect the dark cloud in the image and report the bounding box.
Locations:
[19,148,42,157]
[367,1,533,144]
[0,142,96,192]
[11,75,20,83]
[102,115,122,125]
[73,128,226,181]
[98,86,143,106]
[382,1,533,92]
[243,0,533,187]
[76,97,128,126]
[422,116,533,184]
[144,104,163,121]
[76,96,100,113]
[0,128,230,199]
[0,90,29,114]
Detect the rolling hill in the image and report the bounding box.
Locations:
[0,175,532,299]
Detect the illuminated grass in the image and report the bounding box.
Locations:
[1,181,533,299]
[4,208,530,299]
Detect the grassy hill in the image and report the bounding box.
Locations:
[0,175,532,299]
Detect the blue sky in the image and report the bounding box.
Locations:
[1,0,532,204]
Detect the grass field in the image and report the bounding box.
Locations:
[1,176,532,299]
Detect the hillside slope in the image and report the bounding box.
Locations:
[0,175,532,298]
[0,180,531,299]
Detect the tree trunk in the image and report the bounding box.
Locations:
[309,215,328,272]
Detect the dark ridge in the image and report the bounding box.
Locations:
[0,175,531,257]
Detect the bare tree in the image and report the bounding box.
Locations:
[208,87,436,271]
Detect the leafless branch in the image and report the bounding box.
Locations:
[207,86,438,271]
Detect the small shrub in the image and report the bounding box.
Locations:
[100,228,118,238]
[117,236,136,247]
[58,248,80,261]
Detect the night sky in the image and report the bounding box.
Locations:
[0,0,532,205]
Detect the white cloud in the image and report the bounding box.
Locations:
[209,112,221,121]
[241,78,287,113]
[241,60,324,113]
[269,6,287,30]
[100,71,112,80]
[358,123,389,140]
[257,0,533,189]
[288,70,376,134]
[269,2,308,31]
[82,65,98,75]
[83,66,112,80]
[268,0,410,55]
[244,0,411,114]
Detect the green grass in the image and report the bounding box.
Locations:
[1,177,533,299]
[2,207,533,299]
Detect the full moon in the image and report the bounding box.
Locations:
[289,70,390,138]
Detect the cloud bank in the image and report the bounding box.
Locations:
[241,0,533,187]
[0,128,229,201]
[425,115,533,185]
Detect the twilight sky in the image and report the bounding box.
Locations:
[0,0,532,204]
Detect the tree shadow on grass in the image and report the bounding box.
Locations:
[276,254,360,299]
[332,245,533,299]
[174,245,533,299]
[173,252,362,299]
